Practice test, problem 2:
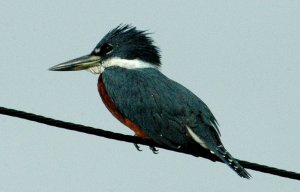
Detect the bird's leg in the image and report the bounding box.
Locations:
[149,146,159,154]
[132,134,158,154]
[133,134,142,151]
[134,143,142,151]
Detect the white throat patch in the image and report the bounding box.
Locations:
[88,57,158,74]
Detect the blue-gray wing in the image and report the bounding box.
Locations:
[102,67,220,148]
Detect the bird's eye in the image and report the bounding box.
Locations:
[94,48,100,54]
[99,43,113,55]
[93,43,113,56]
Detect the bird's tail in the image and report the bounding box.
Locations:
[213,145,251,179]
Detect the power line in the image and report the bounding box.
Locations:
[0,106,299,181]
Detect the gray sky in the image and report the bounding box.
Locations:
[0,1,299,191]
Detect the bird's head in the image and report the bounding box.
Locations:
[49,25,161,73]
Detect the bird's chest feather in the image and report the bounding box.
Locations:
[97,73,148,138]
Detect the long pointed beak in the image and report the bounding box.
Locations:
[49,55,101,71]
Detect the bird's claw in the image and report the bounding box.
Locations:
[149,146,159,154]
[134,143,142,151]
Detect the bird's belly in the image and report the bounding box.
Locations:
[97,74,148,138]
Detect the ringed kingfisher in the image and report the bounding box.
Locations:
[49,25,251,178]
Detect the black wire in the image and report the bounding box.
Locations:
[0,106,299,181]
[239,160,300,180]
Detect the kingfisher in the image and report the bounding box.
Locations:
[49,25,251,178]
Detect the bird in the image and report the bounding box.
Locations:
[49,24,251,178]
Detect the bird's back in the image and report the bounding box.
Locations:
[101,66,220,148]
[101,66,251,178]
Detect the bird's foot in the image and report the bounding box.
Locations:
[133,134,143,151]
[134,143,142,152]
[149,146,159,154]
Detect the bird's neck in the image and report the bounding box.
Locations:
[102,57,158,71]
[88,57,159,74]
